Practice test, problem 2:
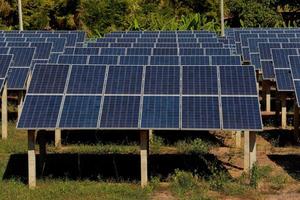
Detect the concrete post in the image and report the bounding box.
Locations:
[55,128,61,148]
[1,82,8,140]
[262,81,271,112]
[28,130,36,188]
[235,131,241,148]
[294,102,299,141]
[149,129,153,143]
[281,95,287,129]
[140,130,149,188]
[220,0,225,37]
[18,0,24,31]
[244,131,256,172]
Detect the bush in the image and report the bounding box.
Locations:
[176,138,210,154]
[150,135,164,154]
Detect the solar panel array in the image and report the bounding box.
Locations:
[226,28,300,105]
[13,30,262,131]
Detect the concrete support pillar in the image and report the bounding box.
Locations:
[263,81,271,112]
[294,102,299,141]
[149,129,153,142]
[235,131,242,148]
[1,82,8,140]
[140,130,149,188]
[244,131,256,172]
[281,95,287,129]
[17,91,24,118]
[38,132,47,176]
[55,128,61,148]
[28,130,36,188]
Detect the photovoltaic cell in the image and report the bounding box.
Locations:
[89,56,118,65]
[144,66,180,94]
[289,56,300,79]
[179,48,204,55]
[220,65,257,95]
[0,54,12,77]
[67,65,106,94]
[275,69,294,91]
[272,48,298,69]
[250,53,261,69]
[120,56,149,65]
[294,81,300,106]
[153,48,178,55]
[74,47,100,55]
[182,96,220,129]
[262,60,275,79]
[59,96,101,128]
[17,95,62,128]
[9,47,35,67]
[31,42,52,59]
[28,64,69,94]
[100,96,140,128]
[100,48,125,55]
[58,55,88,64]
[222,97,262,130]
[182,66,218,95]
[212,56,241,65]
[181,56,210,65]
[7,68,29,89]
[127,48,152,55]
[141,96,179,129]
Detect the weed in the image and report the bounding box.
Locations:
[176,138,210,154]
[269,174,288,190]
[250,164,272,188]
[150,135,164,154]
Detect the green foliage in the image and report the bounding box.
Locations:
[250,164,272,188]
[150,135,164,154]
[176,138,211,154]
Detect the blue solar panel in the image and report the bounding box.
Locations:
[212,56,241,65]
[181,56,210,65]
[179,48,204,55]
[74,47,100,55]
[17,95,62,128]
[289,56,300,79]
[220,65,257,95]
[275,69,293,91]
[5,37,25,42]
[111,43,132,48]
[144,66,180,94]
[120,56,149,65]
[281,43,300,48]
[48,53,60,64]
[141,96,179,129]
[198,38,218,43]
[178,38,197,43]
[28,64,69,94]
[26,37,46,42]
[0,54,12,77]
[59,96,101,128]
[272,48,298,69]
[58,55,88,64]
[137,38,156,43]
[0,47,9,54]
[97,38,116,43]
[47,38,66,52]
[182,96,220,129]
[150,56,178,65]
[9,47,35,67]
[89,56,118,65]
[7,68,29,89]
[262,60,275,79]
[242,47,250,61]
[222,97,262,130]
[67,65,106,94]
[250,53,261,69]
[87,43,109,48]
[205,48,231,55]
[182,66,218,95]
[157,38,177,43]
[179,43,201,48]
[127,48,152,55]
[294,81,300,106]
[117,38,136,43]
[105,66,143,94]
[153,48,178,55]
[100,48,125,55]
[7,42,30,47]
[60,33,77,46]
[156,43,177,48]
[31,42,52,59]
[100,96,140,128]
[259,43,281,59]
[248,38,267,52]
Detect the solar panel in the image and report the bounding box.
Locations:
[18,95,62,128]
[28,64,69,94]
[205,48,231,55]
[120,56,149,65]
[100,96,140,128]
[222,97,262,130]
[150,56,179,65]
[181,56,210,65]
[58,55,88,64]
[156,43,177,48]
[211,56,241,65]
[117,38,137,43]
[220,65,257,95]
[294,81,300,106]
[74,47,100,55]
[9,47,35,67]
[289,56,300,79]
[87,43,109,48]
[179,48,204,55]
[250,53,261,69]
[133,43,155,48]
[182,96,220,129]
[182,66,218,95]
[141,96,179,129]
[47,38,66,52]
[261,60,275,79]
[7,67,29,90]
[275,69,294,91]
[31,42,52,59]
[60,33,77,46]
[26,37,46,42]
[67,65,106,94]
[89,56,118,65]
[105,66,143,94]
[179,43,201,48]
[153,48,178,55]
[100,48,125,55]
[59,96,101,128]
[111,43,132,48]
[0,54,12,77]
[271,48,298,69]
[127,48,152,55]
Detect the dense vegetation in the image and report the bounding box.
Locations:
[0,0,299,36]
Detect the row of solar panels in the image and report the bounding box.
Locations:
[17,64,262,130]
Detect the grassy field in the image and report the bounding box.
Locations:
[1,122,300,200]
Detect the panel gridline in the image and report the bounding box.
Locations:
[7,68,29,89]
